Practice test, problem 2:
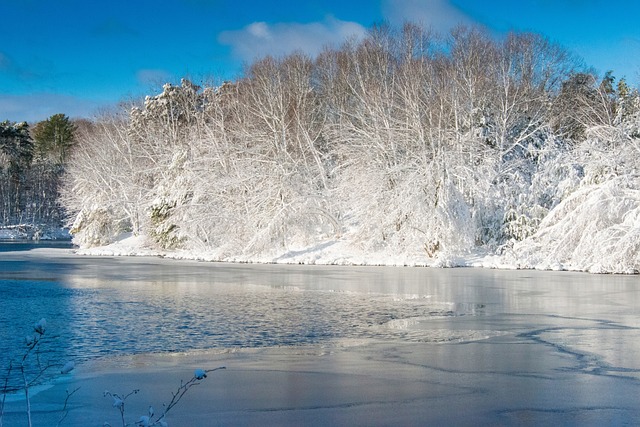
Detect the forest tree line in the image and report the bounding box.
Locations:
[4,23,640,269]
[0,114,84,234]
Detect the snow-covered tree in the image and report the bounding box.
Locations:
[60,22,640,272]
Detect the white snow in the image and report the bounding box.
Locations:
[193,369,207,380]
[34,318,47,335]
[74,187,640,274]
[75,231,506,270]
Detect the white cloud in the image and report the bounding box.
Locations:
[0,93,107,123]
[382,0,476,34]
[136,69,172,85]
[218,17,367,61]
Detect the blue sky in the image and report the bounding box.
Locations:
[1,0,639,123]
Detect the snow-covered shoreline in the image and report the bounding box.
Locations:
[74,232,620,274]
[0,224,71,241]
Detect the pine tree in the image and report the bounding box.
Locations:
[31,113,76,164]
[0,120,33,180]
[0,121,34,223]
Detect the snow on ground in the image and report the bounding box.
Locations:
[76,230,524,272]
[75,225,639,274]
[0,224,70,240]
[75,232,159,257]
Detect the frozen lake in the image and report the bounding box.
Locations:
[1,244,640,425]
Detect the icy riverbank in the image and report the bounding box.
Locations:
[75,229,634,274]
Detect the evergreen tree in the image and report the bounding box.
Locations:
[0,121,34,223]
[31,113,76,164]
[0,120,33,180]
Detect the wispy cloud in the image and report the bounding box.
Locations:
[136,69,173,86]
[382,0,476,34]
[218,17,367,61]
[0,93,106,123]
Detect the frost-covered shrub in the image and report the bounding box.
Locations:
[103,367,224,427]
[0,318,77,427]
[503,202,546,241]
[499,141,582,242]
[148,197,182,250]
[69,208,130,247]
[503,92,640,272]
[506,176,640,273]
[61,111,149,246]
[143,152,194,250]
[335,152,476,261]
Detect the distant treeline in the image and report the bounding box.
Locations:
[0,114,88,231]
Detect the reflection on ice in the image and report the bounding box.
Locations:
[2,255,511,379]
[1,250,639,365]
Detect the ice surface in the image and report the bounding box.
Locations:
[4,333,640,426]
[1,249,639,425]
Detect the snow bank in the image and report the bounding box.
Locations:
[76,230,476,268]
[75,232,158,257]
